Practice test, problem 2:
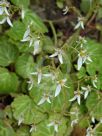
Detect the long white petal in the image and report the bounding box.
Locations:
[77,95,80,105]
[0,18,6,24]
[38,97,46,105]
[84,90,89,99]
[23,27,30,39]
[74,22,81,30]
[58,53,63,64]
[38,73,42,84]
[43,73,52,77]
[69,96,77,102]
[77,56,83,70]
[7,17,13,27]
[29,39,33,47]
[55,84,61,97]
[21,9,25,19]
[49,52,58,58]
[54,124,58,132]
[33,40,40,55]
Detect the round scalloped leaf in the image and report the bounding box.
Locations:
[16,126,30,136]
[11,95,46,125]
[15,54,35,78]
[0,38,19,67]
[0,68,19,93]
[0,119,16,136]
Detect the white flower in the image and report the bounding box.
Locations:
[0,15,13,27]
[31,69,52,84]
[18,116,24,126]
[49,49,64,64]
[30,125,36,133]
[76,36,87,48]
[92,75,97,88]
[63,6,69,15]
[71,119,78,127]
[0,0,9,15]
[55,78,68,97]
[47,120,60,132]
[21,25,33,47]
[100,118,102,123]
[38,93,51,105]
[77,50,92,70]
[69,90,83,105]
[74,17,84,30]
[86,126,94,136]
[27,77,34,90]
[33,39,40,55]
[81,85,91,99]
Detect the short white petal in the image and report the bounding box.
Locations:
[4,7,9,15]
[29,39,33,47]
[87,56,92,62]
[28,82,33,90]
[43,73,52,77]
[38,73,42,84]
[23,27,30,39]
[77,56,83,70]
[91,117,95,123]
[0,18,6,24]
[38,97,46,105]
[92,80,97,88]
[69,96,77,102]
[81,87,87,91]
[80,21,84,29]
[49,52,58,58]
[47,122,54,127]
[54,124,58,132]
[7,17,13,27]
[47,97,51,103]
[30,72,38,75]
[58,54,63,64]
[55,84,61,97]
[21,9,25,19]
[33,40,40,55]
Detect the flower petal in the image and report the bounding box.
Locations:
[7,17,13,27]
[49,52,58,58]
[38,97,46,105]
[58,53,63,64]
[54,124,58,132]
[38,72,42,84]
[0,17,6,24]
[84,90,89,99]
[69,96,77,102]
[77,56,83,70]
[55,84,61,97]
[47,97,51,103]
[0,7,4,15]
[77,95,80,105]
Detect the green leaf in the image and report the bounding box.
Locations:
[11,0,30,7]
[86,91,102,119]
[15,54,35,78]
[11,95,46,125]
[0,38,19,66]
[0,120,15,136]
[6,21,26,41]
[16,126,30,136]
[80,0,91,13]
[0,68,19,93]
[23,10,48,33]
